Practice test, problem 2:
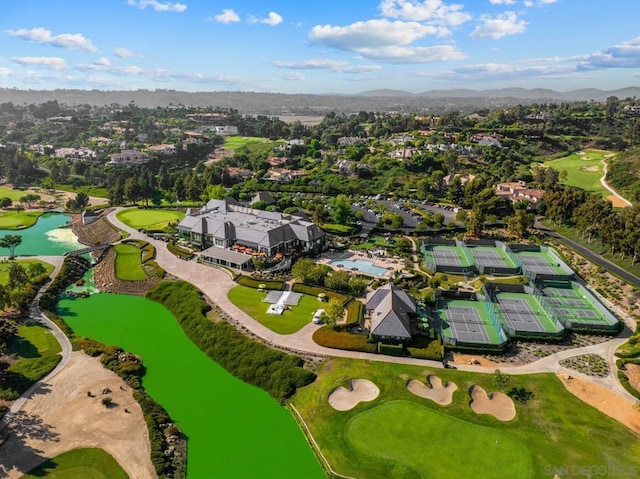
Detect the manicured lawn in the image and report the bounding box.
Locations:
[115,208,184,230]
[0,259,54,284]
[228,285,320,334]
[544,149,610,196]
[114,243,147,281]
[292,358,640,479]
[0,210,43,229]
[1,324,62,400]
[10,323,61,357]
[352,235,396,250]
[21,448,128,479]
[0,185,35,202]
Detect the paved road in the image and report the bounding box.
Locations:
[106,208,639,403]
[534,221,640,288]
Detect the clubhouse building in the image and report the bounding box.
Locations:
[177,198,325,270]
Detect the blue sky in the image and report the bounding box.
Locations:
[1,0,638,93]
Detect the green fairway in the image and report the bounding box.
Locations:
[115,208,184,230]
[114,243,147,281]
[53,184,109,198]
[292,358,640,479]
[60,293,324,479]
[544,149,609,195]
[223,135,276,151]
[0,210,43,229]
[346,400,532,479]
[228,285,319,334]
[21,448,128,479]
[0,185,39,202]
[0,259,54,284]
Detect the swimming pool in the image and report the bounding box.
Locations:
[329,259,389,276]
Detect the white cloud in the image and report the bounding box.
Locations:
[310,19,438,50]
[249,12,283,26]
[490,0,516,4]
[418,62,577,82]
[150,68,244,85]
[273,58,382,73]
[5,27,97,52]
[470,12,527,39]
[279,72,306,81]
[379,0,472,27]
[113,47,136,58]
[12,56,68,71]
[210,9,240,24]
[358,45,466,63]
[579,37,640,69]
[126,0,187,12]
[94,57,111,67]
[0,67,12,76]
[524,0,558,6]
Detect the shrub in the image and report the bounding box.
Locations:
[345,300,364,326]
[312,326,377,353]
[407,337,443,360]
[167,240,194,260]
[236,275,284,290]
[378,342,405,356]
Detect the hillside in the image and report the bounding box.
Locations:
[606,147,640,203]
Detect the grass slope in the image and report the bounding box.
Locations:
[227,285,319,334]
[223,135,276,151]
[114,243,147,281]
[544,149,609,196]
[292,358,640,479]
[53,184,109,198]
[115,208,184,230]
[21,448,129,479]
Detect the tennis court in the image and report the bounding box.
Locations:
[438,300,507,346]
[494,292,564,335]
[469,247,517,269]
[541,284,616,328]
[431,246,472,268]
[513,251,569,276]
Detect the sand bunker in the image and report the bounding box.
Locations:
[407,375,457,406]
[328,379,380,411]
[582,165,600,172]
[469,385,516,421]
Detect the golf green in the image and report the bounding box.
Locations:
[59,293,323,479]
[345,400,533,479]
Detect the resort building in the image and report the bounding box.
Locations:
[364,283,417,342]
[177,198,325,269]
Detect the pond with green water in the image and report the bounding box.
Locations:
[0,213,81,256]
[59,293,324,479]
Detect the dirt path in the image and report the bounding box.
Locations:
[600,157,632,207]
[0,351,155,479]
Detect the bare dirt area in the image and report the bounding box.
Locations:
[624,364,640,393]
[558,373,640,435]
[607,194,629,208]
[469,385,516,421]
[0,351,155,479]
[453,354,502,367]
[4,184,109,208]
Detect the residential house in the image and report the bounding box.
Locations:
[148,144,176,155]
[106,149,151,166]
[495,181,545,204]
[227,167,254,180]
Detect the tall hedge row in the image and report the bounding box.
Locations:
[146,280,316,401]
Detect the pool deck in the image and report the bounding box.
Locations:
[316,250,405,277]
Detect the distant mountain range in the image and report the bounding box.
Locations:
[0,87,638,115]
[356,87,640,101]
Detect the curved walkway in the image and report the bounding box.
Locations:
[0,256,71,432]
[601,155,632,207]
[107,208,639,404]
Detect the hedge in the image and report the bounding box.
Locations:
[236,275,285,290]
[345,300,364,326]
[147,281,315,401]
[407,338,444,360]
[167,240,194,260]
[292,283,349,305]
[312,326,377,353]
[378,343,405,356]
